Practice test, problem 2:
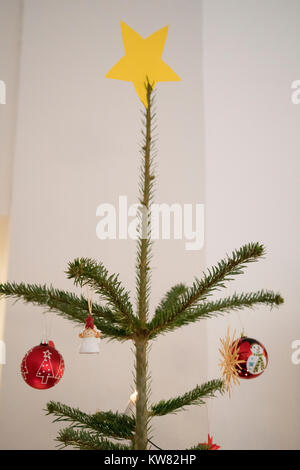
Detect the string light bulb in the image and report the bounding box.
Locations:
[124,390,138,415]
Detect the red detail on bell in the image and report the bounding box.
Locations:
[85,315,94,329]
[235,337,268,379]
[20,342,65,390]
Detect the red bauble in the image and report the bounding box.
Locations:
[21,342,65,390]
[236,337,268,379]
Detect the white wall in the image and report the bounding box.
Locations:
[0,0,22,215]
[203,0,300,449]
[0,0,206,450]
[0,0,22,382]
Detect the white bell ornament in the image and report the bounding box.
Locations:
[79,315,101,354]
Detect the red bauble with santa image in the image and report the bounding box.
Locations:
[21,341,65,390]
[236,337,268,379]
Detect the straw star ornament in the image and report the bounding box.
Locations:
[106,22,181,106]
[219,328,244,397]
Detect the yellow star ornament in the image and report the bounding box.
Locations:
[106,22,181,107]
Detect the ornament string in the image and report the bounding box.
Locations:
[86,284,93,317]
[226,307,245,338]
[235,311,245,336]
[47,314,53,344]
[42,314,53,344]
[205,402,210,437]
[42,315,47,344]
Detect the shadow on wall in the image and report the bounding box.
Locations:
[0,217,9,375]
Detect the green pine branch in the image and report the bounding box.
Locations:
[46,401,135,440]
[56,427,131,450]
[188,444,211,450]
[149,290,283,338]
[150,379,224,417]
[148,243,276,337]
[0,282,129,341]
[66,257,138,331]
[154,283,187,316]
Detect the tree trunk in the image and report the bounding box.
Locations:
[134,338,148,449]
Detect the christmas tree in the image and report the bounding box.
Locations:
[0,23,283,450]
[36,350,55,385]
